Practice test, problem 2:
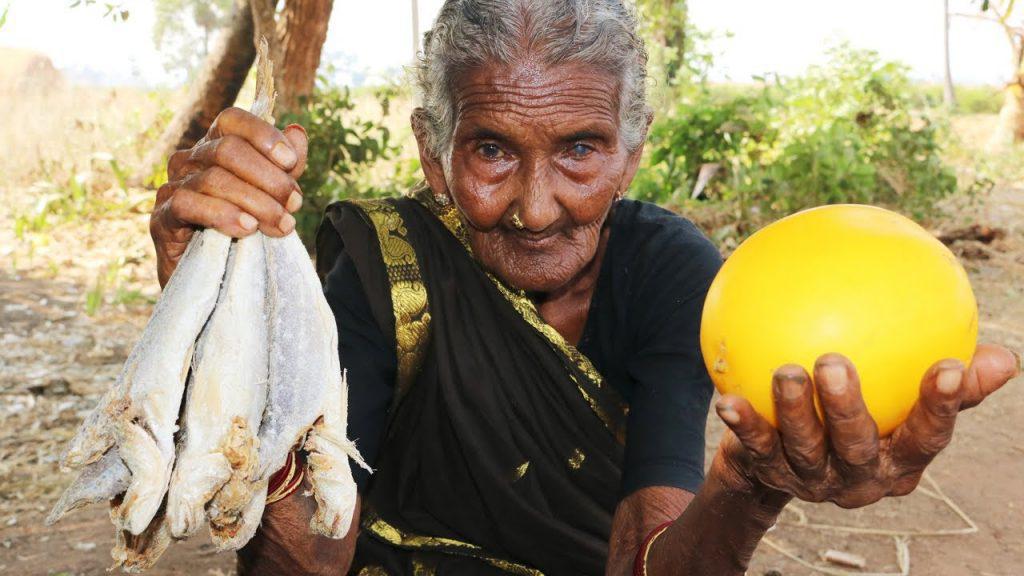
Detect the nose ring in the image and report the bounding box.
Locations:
[510,212,525,230]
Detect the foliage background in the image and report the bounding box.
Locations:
[0,0,1013,297]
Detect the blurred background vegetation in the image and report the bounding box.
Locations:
[2,0,1023,301]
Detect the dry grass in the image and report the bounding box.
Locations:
[0,83,178,196]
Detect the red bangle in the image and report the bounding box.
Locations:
[633,520,674,576]
[266,451,306,504]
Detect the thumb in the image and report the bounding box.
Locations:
[283,123,309,181]
[961,343,1021,409]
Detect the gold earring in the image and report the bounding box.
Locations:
[510,212,525,230]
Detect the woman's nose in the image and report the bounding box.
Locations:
[517,166,561,232]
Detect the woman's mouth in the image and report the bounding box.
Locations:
[508,229,562,250]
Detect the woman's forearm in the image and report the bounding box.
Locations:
[644,463,791,575]
[237,483,359,576]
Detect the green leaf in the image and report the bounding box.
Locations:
[0,4,8,30]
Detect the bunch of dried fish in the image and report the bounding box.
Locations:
[46,39,368,572]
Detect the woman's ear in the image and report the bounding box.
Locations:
[411,108,449,196]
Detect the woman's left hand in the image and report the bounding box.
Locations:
[712,344,1020,508]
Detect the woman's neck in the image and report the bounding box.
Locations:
[533,224,611,345]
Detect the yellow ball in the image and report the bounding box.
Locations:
[700,205,977,437]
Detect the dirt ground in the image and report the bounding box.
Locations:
[0,166,1021,574]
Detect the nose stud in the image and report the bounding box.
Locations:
[510,212,525,230]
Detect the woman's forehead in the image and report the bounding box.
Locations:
[452,61,621,135]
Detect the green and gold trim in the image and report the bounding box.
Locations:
[363,509,544,575]
[351,199,432,402]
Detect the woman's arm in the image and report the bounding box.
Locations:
[237,478,360,576]
[605,459,787,576]
[608,345,1019,576]
[639,454,790,575]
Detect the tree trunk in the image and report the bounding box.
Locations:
[991,80,1024,147]
[139,0,333,183]
[140,0,255,180]
[663,0,686,83]
[942,0,957,110]
[250,0,277,53]
[991,33,1024,147]
[273,0,334,114]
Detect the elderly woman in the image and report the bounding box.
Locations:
[150,1,1019,574]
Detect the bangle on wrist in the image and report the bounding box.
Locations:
[266,451,306,505]
[633,520,674,576]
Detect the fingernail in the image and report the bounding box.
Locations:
[286,190,303,213]
[821,363,847,395]
[937,367,962,395]
[779,374,806,401]
[239,213,258,231]
[278,212,296,234]
[717,403,741,425]
[271,142,297,168]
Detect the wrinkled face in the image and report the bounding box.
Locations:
[415,60,646,293]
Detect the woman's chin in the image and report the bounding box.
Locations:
[488,256,582,294]
[472,232,594,295]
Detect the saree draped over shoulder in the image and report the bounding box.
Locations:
[316,192,628,575]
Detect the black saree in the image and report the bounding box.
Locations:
[317,191,629,575]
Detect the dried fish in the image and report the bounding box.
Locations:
[48,37,366,571]
[61,229,231,536]
[167,234,269,541]
[45,449,129,526]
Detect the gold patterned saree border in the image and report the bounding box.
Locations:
[413,190,627,444]
[350,199,431,403]
[363,509,544,576]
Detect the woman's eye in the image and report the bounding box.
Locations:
[569,143,593,159]
[478,143,505,159]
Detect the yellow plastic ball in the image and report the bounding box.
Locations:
[700,204,977,437]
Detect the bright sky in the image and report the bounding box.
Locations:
[0,0,1015,87]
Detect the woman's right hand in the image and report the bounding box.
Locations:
[150,107,309,287]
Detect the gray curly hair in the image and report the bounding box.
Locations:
[414,0,650,162]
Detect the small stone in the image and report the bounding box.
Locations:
[27,377,71,396]
[61,334,94,349]
[823,549,866,569]
[72,541,96,552]
[5,516,16,526]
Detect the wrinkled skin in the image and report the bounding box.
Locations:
[150,58,1021,576]
[414,60,646,343]
[432,60,641,294]
[150,107,308,288]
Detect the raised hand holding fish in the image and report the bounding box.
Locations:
[50,38,365,572]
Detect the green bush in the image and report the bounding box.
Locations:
[280,77,418,247]
[637,46,959,228]
[631,95,766,205]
